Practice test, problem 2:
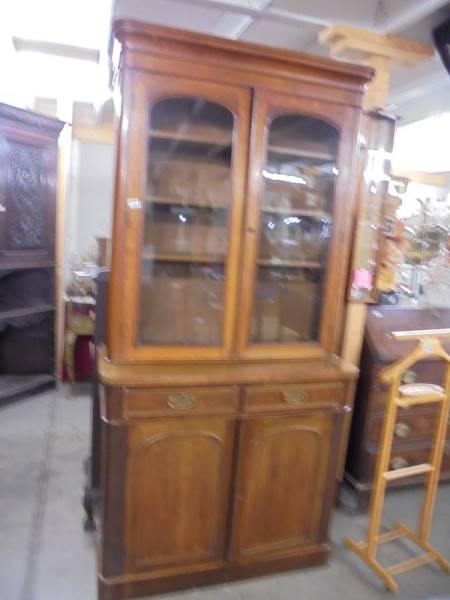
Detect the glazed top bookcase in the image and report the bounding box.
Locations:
[106,21,373,364]
[96,20,373,600]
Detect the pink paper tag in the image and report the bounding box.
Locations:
[354,268,373,289]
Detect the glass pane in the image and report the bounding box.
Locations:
[349,112,396,301]
[250,114,339,344]
[138,98,233,345]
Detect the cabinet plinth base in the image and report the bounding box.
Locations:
[98,545,329,600]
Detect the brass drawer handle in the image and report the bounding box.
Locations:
[401,369,417,384]
[394,422,411,439]
[167,393,196,410]
[283,387,308,404]
[390,457,409,470]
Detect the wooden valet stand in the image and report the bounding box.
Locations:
[344,328,450,594]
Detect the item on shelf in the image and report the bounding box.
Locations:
[259,212,331,263]
[148,157,231,207]
[96,236,112,268]
[263,179,327,213]
[376,194,405,294]
[144,204,227,258]
[391,191,450,304]
[65,253,98,299]
[405,224,446,263]
[377,238,405,293]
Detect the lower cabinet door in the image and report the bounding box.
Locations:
[126,418,235,573]
[232,411,338,563]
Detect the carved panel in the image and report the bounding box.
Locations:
[127,418,235,572]
[232,412,334,562]
[7,141,45,250]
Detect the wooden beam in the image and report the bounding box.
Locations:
[319,24,434,67]
[392,169,450,189]
[72,123,115,145]
[362,55,391,110]
[320,23,436,366]
[341,303,367,365]
[13,37,100,63]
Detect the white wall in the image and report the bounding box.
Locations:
[65,139,115,284]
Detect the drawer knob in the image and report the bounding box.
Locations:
[283,387,308,404]
[390,457,409,470]
[167,393,196,410]
[401,369,417,384]
[394,422,411,439]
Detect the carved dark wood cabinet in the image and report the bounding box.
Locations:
[97,21,372,600]
[345,306,450,509]
[0,103,64,402]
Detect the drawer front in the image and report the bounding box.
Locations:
[368,444,450,477]
[243,383,345,413]
[123,386,238,418]
[374,361,445,400]
[367,410,445,446]
[373,362,445,406]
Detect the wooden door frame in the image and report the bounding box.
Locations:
[107,71,251,362]
[230,408,340,562]
[236,89,360,360]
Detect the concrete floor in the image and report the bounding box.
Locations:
[1,388,450,600]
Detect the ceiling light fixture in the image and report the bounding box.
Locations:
[13,37,100,63]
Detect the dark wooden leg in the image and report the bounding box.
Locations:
[83,353,102,531]
[64,330,77,397]
[83,482,97,531]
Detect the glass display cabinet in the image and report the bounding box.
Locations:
[348,111,397,302]
[96,20,372,600]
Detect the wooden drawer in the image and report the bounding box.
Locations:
[123,386,238,419]
[367,410,444,446]
[372,363,446,413]
[243,382,345,413]
[373,361,445,399]
[368,444,450,477]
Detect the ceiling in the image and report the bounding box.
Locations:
[0,0,448,127]
[0,0,112,111]
[112,0,450,124]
